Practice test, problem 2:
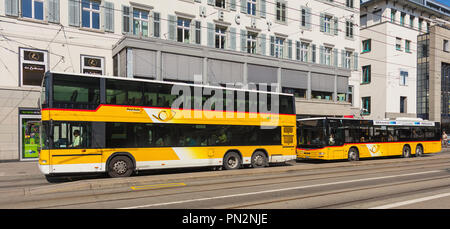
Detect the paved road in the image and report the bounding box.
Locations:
[1,151,450,209]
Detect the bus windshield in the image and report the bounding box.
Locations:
[297,119,326,149]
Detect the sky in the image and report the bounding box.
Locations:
[361,0,450,7]
[433,0,450,7]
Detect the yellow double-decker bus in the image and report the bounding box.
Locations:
[297,117,441,161]
[39,72,296,181]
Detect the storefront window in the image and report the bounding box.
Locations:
[20,109,41,160]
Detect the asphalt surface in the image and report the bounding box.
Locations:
[1,150,450,210]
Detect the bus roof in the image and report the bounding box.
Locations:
[48,71,294,97]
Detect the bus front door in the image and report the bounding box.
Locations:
[49,122,103,173]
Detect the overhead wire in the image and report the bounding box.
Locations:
[0,0,448,79]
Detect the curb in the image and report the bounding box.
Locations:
[3,152,447,198]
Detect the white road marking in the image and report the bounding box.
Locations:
[131,183,186,190]
[120,170,442,209]
[370,192,450,209]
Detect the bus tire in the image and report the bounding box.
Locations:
[107,156,134,178]
[223,152,242,170]
[348,147,359,161]
[402,145,411,158]
[415,144,424,157]
[45,175,69,183]
[251,151,268,168]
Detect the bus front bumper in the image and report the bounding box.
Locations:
[38,163,50,175]
[297,151,326,160]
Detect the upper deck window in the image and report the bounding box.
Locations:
[52,74,100,110]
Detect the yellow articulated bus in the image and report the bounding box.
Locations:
[297,118,441,161]
[39,72,296,181]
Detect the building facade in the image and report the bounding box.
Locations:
[0,0,360,161]
[417,24,450,130]
[360,0,450,120]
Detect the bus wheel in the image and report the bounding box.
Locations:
[223,152,241,170]
[415,145,424,157]
[402,145,411,158]
[108,156,133,178]
[251,151,268,168]
[348,148,359,161]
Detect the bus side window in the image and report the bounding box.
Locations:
[387,127,396,142]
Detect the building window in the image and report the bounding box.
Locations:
[391,9,396,23]
[400,96,407,113]
[405,40,411,53]
[346,21,354,38]
[195,21,201,44]
[216,0,226,9]
[177,18,191,43]
[362,65,371,84]
[276,1,286,23]
[345,51,352,69]
[282,88,306,99]
[81,55,104,75]
[133,9,149,37]
[324,47,332,66]
[215,25,227,49]
[20,48,48,86]
[373,9,382,23]
[337,93,347,102]
[123,6,131,33]
[419,18,423,31]
[82,0,101,29]
[444,40,449,52]
[300,42,309,62]
[154,12,160,38]
[311,44,316,63]
[346,0,354,8]
[400,12,405,26]
[21,0,44,20]
[400,71,408,86]
[247,0,256,16]
[301,8,307,27]
[360,14,367,27]
[362,39,371,52]
[396,37,402,51]
[410,16,415,28]
[247,32,258,54]
[312,91,332,100]
[324,15,332,33]
[275,37,285,58]
[362,97,371,115]
[348,86,353,105]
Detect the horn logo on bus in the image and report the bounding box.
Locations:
[153,110,176,122]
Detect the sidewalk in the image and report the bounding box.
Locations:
[0,149,449,198]
[0,161,42,179]
[1,148,450,179]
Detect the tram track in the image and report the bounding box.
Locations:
[6,158,450,209]
[224,175,450,209]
